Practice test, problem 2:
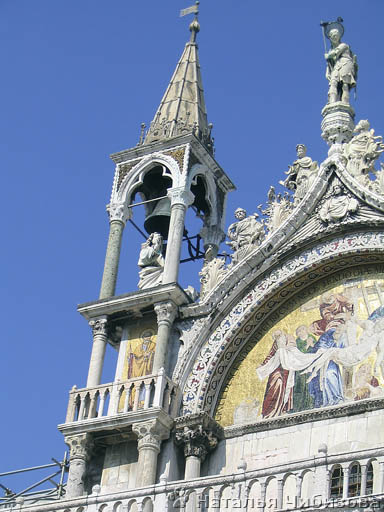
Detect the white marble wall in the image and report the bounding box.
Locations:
[207,409,384,476]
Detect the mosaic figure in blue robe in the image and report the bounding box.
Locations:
[308,328,344,407]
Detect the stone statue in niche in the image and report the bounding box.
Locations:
[322,19,357,104]
[319,184,359,224]
[226,208,264,252]
[260,186,293,234]
[343,120,384,188]
[282,144,319,204]
[137,232,164,289]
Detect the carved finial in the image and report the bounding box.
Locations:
[138,122,146,145]
[180,2,200,42]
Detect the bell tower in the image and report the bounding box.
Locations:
[58,6,234,501]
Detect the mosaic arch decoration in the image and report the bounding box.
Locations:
[181,231,384,416]
[216,275,384,427]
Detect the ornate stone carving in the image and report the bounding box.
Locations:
[172,318,207,383]
[65,433,93,461]
[343,120,384,187]
[133,419,170,453]
[167,187,195,208]
[89,318,108,336]
[282,144,319,204]
[154,300,178,325]
[106,202,131,224]
[318,184,359,224]
[174,413,222,461]
[199,257,228,300]
[116,160,140,191]
[321,102,355,150]
[260,187,293,234]
[138,232,165,290]
[322,19,357,105]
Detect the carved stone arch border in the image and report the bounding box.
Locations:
[113,152,183,207]
[180,230,384,416]
[186,163,219,227]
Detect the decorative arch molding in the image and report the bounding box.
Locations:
[180,230,384,416]
[114,152,183,207]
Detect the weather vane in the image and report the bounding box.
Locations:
[180,1,199,18]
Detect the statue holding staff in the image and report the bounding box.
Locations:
[321,18,358,104]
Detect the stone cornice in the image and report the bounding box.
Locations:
[77,283,191,321]
[58,407,172,438]
[224,398,384,439]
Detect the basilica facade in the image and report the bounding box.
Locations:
[10,12,384,512]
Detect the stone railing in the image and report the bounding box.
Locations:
[65,370,179,423]
[8,446,384,512]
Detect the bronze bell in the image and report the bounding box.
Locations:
[144,197,172,239]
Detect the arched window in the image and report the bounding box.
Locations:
[366,462,374,494]
[330,465,343,498]
[348,462,361,497]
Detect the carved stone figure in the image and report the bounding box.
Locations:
[323,22,357,104]
[282,144,319,204]
[343,120,384,186]
[226,208,264,252]
[138,232,164,289]
[319,184,359,224]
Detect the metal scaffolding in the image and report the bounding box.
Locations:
[0,453,68,508]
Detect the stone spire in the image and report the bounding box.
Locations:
[144,15,213,153]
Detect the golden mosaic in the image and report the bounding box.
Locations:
[216,277,384,427]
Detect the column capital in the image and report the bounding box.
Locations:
[154,300,178,326]
[133,418,170,453]
[167,187,195,208]
[174,412,223,462]
[89,317,108,336]
[65,433,93,461]
[106,201,131,225]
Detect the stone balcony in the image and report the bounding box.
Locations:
[58,370,179,437]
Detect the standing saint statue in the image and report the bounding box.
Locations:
[226,208,264,252]
[137,232,164,289]
[282,144,319,204]
[322,19,357,104]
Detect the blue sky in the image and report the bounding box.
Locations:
[1,0,383,494]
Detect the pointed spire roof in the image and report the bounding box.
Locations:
[144,17,214,153]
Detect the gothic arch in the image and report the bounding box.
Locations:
[114,153,182,207]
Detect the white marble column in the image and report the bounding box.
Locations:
[87,317,108,388]
[162,187,194,284]
[276,478,284,510]
[153,301,177,372]
[360,463,367,496]
[379,460,384,493]
[65,434,93,498]
[342,465,350,500]
[133,419,170,488]
[99,203,130,299]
